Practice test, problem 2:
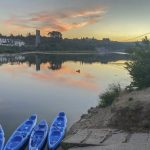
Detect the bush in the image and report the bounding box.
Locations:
[126,37,150,89]
[99,84,121,108]
[128,97,133,101]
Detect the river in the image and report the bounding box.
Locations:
[0,53,131,146]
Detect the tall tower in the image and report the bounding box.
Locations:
[35,30,41,47]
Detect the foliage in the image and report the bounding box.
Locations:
[0,32,133,52]
[48,31,62,40]
[126,36,150,89]
[99,84,121,108]
[0,45,22,53]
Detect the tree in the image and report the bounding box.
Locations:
[142,36,149,46]
[48,31,62,40]
[10,34,14,38]
[126,37,150,89]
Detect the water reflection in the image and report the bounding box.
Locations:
[0,53,129,71]
[0,53,131,146]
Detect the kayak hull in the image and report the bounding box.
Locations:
[29,120,48,150]
[0,125,5,150]
[48,112,67,150]
[4,114,37,150]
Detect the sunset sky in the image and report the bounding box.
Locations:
[0,0,150,41]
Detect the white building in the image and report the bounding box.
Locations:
[0,38,25,47]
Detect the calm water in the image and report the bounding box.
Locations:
[0,53,131,144]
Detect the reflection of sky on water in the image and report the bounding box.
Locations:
[0,59,131,141]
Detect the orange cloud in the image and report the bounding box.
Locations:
[31,72,98,91]
[32,64,97,90]
[40,64,95,80]
[1,63,98,91]
[4,6,107,35]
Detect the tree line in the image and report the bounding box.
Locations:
[0,31,133,52]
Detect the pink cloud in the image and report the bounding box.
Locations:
[31,72,98,91]
[4,6,107,35]
[2,63,98,91]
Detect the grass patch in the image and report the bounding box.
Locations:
[99,84,121,108]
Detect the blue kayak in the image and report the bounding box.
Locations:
[48,112,67,150]
[4,114,37,150]
[0,125,5,150]
[29,120,48,150]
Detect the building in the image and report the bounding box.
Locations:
[35,30,41,47]
[0,38,25,47]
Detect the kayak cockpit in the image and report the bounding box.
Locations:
[29,115,37,121]
[7,136,22,148]
[49,131,61,145]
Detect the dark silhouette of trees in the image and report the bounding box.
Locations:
[48,31,62,40]
[142,36,149,46]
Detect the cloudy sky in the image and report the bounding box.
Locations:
[0,0,150,41]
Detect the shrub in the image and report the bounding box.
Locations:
[99,84,121,108]
[126,37,150,89]
[128,97,133,101]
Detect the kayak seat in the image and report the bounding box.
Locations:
[26,120,33,125]
[51,131,61,136]
[12,136,22,142]
[50,131,61,144]
[29,115,37,120]
[9,136,22,148]
[15,131,26,137]
[17,125,31,132]
[21,132,27,138]
[58,122,64,127]
[34,126,39,131]
[52,123,64,132]
[57,117,64,122]
[56,121,65,127]
[0,134,3,138]
[59,112,65,117]
[35,131,44,136]
[54,128,63,132]
[31,135,42,147]
[39,124,46,128]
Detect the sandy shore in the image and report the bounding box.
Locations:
[68,88,150,135]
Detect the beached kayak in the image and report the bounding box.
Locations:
[0,125,5,150]
[4,114,37,150]
[29,120,48,150]
[48,112,67,150]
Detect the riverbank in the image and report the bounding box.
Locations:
[0,51,129,57]
[69,88,150,133]
[63,88,150,149]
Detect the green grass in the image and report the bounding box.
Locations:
[99,84,121,108]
